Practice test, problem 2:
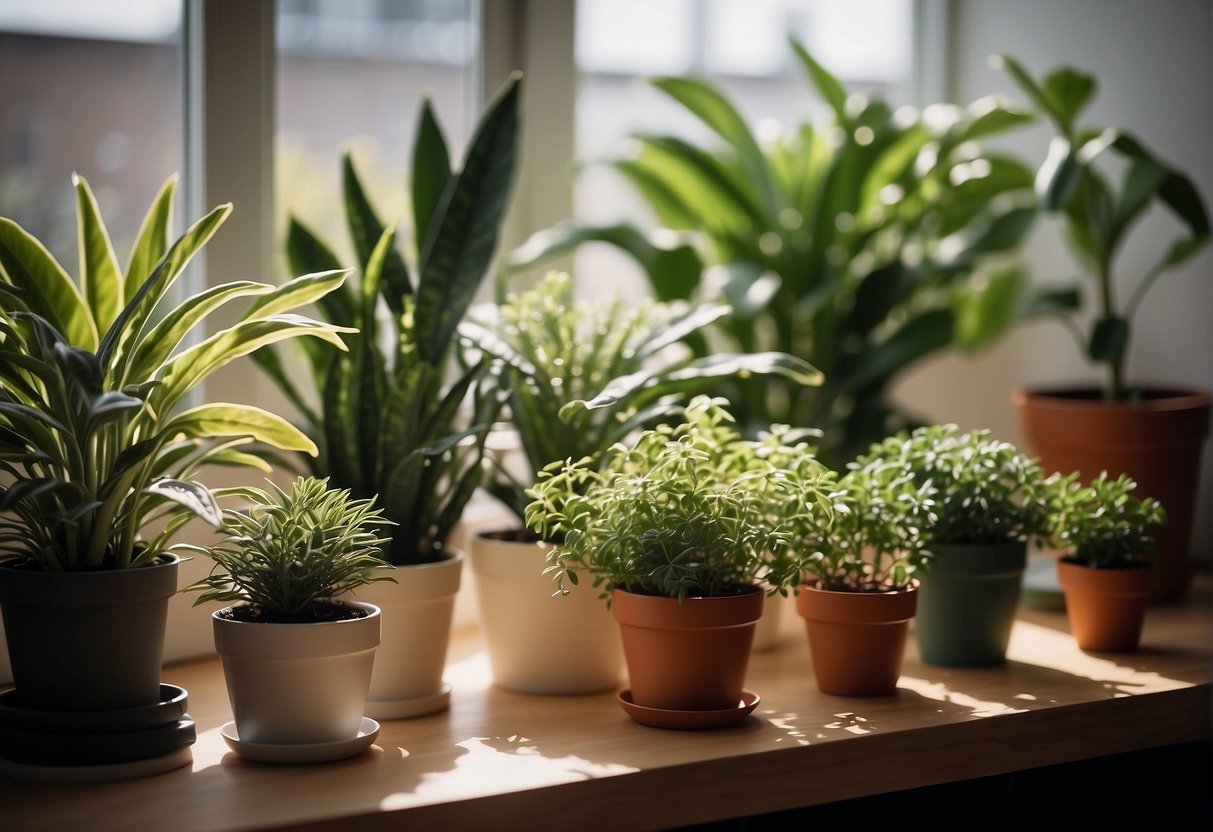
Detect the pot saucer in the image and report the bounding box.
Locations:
[220,717,380,764]
[365,684,451,719]
[0,684,189,734]
[0,745,192,783]
[0,716,196,767]
[617,689,760,730]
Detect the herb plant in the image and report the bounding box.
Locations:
[461,270,823,524]
[803,439,939,592]
[864,424,1050,546]
[525,396,840,603]
[0,174,350,572]
[254,75,521,565]
[996,54,1210,401]
[1045,471,1166,569]
[184,476,395,621]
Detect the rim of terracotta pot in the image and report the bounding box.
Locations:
[1013,385,1211,418]
[795,581,918,624]
[1056,558,1156,596]
[611,587,764,630]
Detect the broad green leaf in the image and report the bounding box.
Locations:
[612,158,700,230]
[955,96,1035,143]
[412,97,452,255]
[718,264,780,324]
[629,136,760,234]
[835,308,955,393]
[0,218,97,350]
[993,53,1071,137]
[861,123,931,209]
[954,269,1026,350]
[1042,66,1097,134]
[73,174,124,333]
[415,73,521,364]
[1018,283,1083,318]
[1110,155,1169,247]
[790,38,848,119]
[285,217,357,325]
[1088,316,1129,363]
[1037,137,1081,210]
[632,302,731,360]
[650,75,779,221]
[124,174,176,300]
[163,403,319,454]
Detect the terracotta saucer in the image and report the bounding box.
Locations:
[617,689,760,730]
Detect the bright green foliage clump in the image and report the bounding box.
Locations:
[525,396,840,603]
[860,424,1051,546]
[1045,471,1166,569]
[185,476,395,617]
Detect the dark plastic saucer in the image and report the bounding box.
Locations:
[0,715,196,767]
[0,684,188,734]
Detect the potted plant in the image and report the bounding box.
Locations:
[794,440,937,696]
[183,476,394,761]
[526,396,839,729]
[1044,470,1166,653]
[251,75,522,718]
[996,54,1211,604]
[459,270,822,692]
[506,37,1047,470]
[861,425,1050,667]
[0,174,349,773]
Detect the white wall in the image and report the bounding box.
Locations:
[892,0,1213,559]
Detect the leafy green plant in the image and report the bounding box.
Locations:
[862,424,1050,546]
[803,437,939,592]
[0,174,350,572]
[508,39,1048,466]
[460,270,822,524]
[525,396,840,603]
[254,74,522,565]
[183,476,394,621]
[996,55,1210,401]
[1045,471,1166,569]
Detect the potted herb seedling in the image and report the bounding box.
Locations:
[794,442,937,696]
[459,270,822,693]
[526,396,839,729]
[0,174,349,773]
[1045,471,1165,653]
[865,425,1050,667]
[253,75,522,717]
[996,54,1210,603]
[184,477,393,760]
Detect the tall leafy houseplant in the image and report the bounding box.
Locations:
[254,74,522,718]
[0,173,349,757]
[509,38,1047,466]
[998,55,1211,604]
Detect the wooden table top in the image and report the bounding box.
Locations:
[3,569,1210,832]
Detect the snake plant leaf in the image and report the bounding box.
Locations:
[354,229,392,485]
[163,403,319,455]
[320,351,360,488]
[342,153,412,315]
[124,174,176,300]
[285,217,358,326]
[413,96,452,254]
[72,174,124,334]
[378,359,434,470]
[415,72,521,365]
[143,478,223,530]
[0,219,97,351]
[1088,316,1129,364]
[650,75,779,222]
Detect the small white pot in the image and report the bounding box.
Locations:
[212,601,380,746]
[350,551,463,718]
[470,530,624,694]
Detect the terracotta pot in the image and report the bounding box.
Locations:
[612,588,763,711]
[1056,558,1154,653]
[914,542,1027,667]
[1013,386,1210,604]
[0,556,180,712]
[213,602,380,745]
[796,581,918,697]
[469,529,624,694]
[349,551,462,718]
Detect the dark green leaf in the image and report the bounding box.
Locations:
[342,153,412,316]
[1042,67,1097,133]
[1089,316,1129,363]
[412,97,452,256]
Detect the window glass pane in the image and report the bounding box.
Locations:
[573,0,914,290]
[276,0,477,272]
[0,0,183,271]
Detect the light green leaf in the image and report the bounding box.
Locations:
[163,403,319,454]
[0,218,97,350]
[124,174,176,300]
[73,174,124,334]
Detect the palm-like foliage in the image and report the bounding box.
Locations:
[459,270,823,524]
[0,174,351,571]
[508,39,1054,467]
[254,74,522,565]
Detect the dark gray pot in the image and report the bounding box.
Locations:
[915,542,1028,667]
[0,556,180,711]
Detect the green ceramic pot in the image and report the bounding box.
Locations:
[914,541,1027,667]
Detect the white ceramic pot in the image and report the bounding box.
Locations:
[212,601,380,746]
[469,530,625,694]
[350,551,463,718]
